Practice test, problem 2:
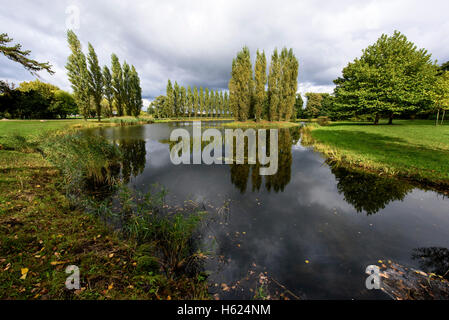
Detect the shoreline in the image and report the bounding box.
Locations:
[301,122,449,194]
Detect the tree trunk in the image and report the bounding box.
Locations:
[436,109,440,126]
[388,113,394,125]
[441,109,446,125]
[374,114,380,125]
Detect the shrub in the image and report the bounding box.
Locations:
[317,116,330,126]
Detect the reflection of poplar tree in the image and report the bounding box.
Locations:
[265,129,292,192]
[119,140,147,183]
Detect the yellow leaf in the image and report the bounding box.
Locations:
[108,283,114,290]
[50,260,68,266]
[20,268,29,280]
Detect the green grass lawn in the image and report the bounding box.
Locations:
[0,118,207,299]
[306,120,449,186]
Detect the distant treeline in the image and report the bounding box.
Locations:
[150,81,231,118]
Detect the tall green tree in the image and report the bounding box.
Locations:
[122,61,132,115]
[66,30,90,120]
[439,61,449,74]
[305,93,323,118]
[129,65,142,116]
[199,87,204,117]
[294,93,304,119]
[334,31,437,124]
[165,80,174,118]
[173,81,180,117]
[267,49,281,121]
[224,91,229,116]
[180,86,186,117]
[205,88,210,117]
[431,71,449,125]
[187,86,193,117]
[111,54,124,116]
[285,49,299,121]
[102,66,114,116]
[254,50,267,121]
[229,46,253,121]
[193,86,199,117]
[87,43,103,121]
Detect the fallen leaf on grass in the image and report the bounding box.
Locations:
[20,268,29,280]
[50,261,68,266]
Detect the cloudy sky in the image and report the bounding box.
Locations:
[1,0,448,106]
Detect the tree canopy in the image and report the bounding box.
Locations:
[334,31,438,124]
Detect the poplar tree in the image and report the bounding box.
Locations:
[180,86,186,117]
[224,91,229,116]
[187,85,193,117]
[173,81,179,117]
[103,66,114,116]
[205,88,210,117]
[278,48,290,120]
[285,49,299,121]
[66,30,90,120]
[199,87,204,117]
[268,49,281,121]
[87,43,103,121]
[193,86,199,117]
[129,65,142,116]
[229,46,253,121]
[254,50,267,121]
[165,80,174,118]
[219,91,224,117]
[111,53,124,116]
[122,61,132,115]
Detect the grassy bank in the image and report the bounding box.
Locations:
[0,119,209,299]
[222,120,300,129]
[303,120,449,189]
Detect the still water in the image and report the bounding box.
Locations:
[92,121,449,299]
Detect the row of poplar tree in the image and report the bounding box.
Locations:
[229,46,299,122]
[156,80,231,118]
[66,30,143,121]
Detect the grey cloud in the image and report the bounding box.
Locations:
[1,0,448,101]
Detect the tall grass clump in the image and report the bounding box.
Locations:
[94,185,208,278]
[122,186,207,277]
[39,130,122,194]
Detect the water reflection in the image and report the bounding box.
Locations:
[412,247,449,280]
[88,122,449,299]
[229,128,299,193]
[119,140,146,183]
[331,166,414,215]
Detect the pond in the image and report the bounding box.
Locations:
[91,121,449,299]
